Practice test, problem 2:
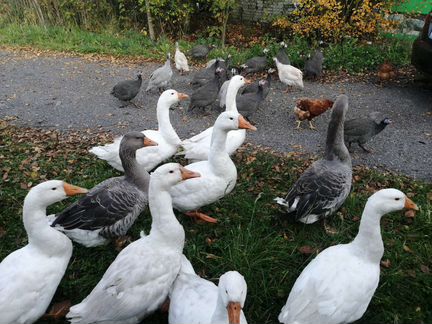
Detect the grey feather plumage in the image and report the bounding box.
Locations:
[242,56,268,75]
[190,44,214,59]
[191,59,229,89]
[51,132,151,246]
[146,55,173,92]
[344,113,391,152]
[111,74,142,102]
[189,68,226,111]
[276,46,291,65]
[304,50,324,79]
[275,95,352,223]
[237,80,268,119]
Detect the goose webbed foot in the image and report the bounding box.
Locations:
[185,211,218,224]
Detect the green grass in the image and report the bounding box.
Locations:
[0,122,431,324]
[0,23,415,73]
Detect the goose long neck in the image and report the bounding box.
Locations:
[325,110,350,163]
[23,194,70,253]
[211,293,228,323]
[209,126,234,177]
[351,201,384,262]
[225,81,240,113]
[148,181,185,250]
[157,101,181,145]
[120,146,149,188]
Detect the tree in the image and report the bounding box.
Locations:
[209,0,237,47]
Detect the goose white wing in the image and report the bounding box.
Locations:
[279,244,380,324]
[181,128,246,161]
[89,136,123,171]
[170,161,236,211]
[0,245,71,324]
[67,239,181,324]
[169,273,218,324]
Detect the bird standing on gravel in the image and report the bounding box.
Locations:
[111,74,142,108]
[146,53,173,93]
[304,50,324,80]
[344,112,392,153]
[175,41,189,75]
[241,48,270,75]
[273,57,304,92]
[294,98,334,130]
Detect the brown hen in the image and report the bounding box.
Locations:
[377,62,396,81]
[294,98,334,129]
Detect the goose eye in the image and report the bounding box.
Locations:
[51,187,57,191]
[229,117,234,120]
[171,92,175,95]
[395,198,400,201]
[169,170,174,174]
[225,289,228,294]
[136,137,140,140]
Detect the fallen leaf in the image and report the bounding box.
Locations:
[420,265,430,273]
[380,259,391,268]
[0,226,6,238]
[403,245,413,253]
[353,175,361,182]
[298,245,316,255]
[43,300,71,319]
[352,216,360,222]
[205,253,221,260]
[404,210,416,218]
[406,270,416,278]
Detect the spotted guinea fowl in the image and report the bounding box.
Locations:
[111,74,142,108]
[240,69,274,98]
[278,189,418,324]
[344,112,392,153]
[191,58,229,89]
[189,67,225,111]
[190,44,215,59]
[175,41,189,75]
[274,95,352,224]
[241,48,269,75]
[304,50,324,80]
[50,132,157,247]
[276,41,291,65]
[237,79,268,120]
[146,53,173,93]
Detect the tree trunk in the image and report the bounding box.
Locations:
[145,0,155,41]
[221,9,229,48]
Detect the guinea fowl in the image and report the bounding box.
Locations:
[344,112,392,153]
[111,74,142,108]
[190,44,215,59]
[189,67,225,111]
[294,98,334,129]
[237,79,267,120]
[191,58,230,89]
[275,95,352,224]
[146,53,173,93]
[175,41,189,75]
[50,132,157,247]
[304,50,324,80]
[241,48,269,75]
[240,69,274,98]
[276,41,291,65]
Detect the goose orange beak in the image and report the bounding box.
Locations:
[63,183,88,196]
[238,115,257,131]
[404,197,419,211]
[227,301,241,324]
[177,93,189,101]
[144,137,158,147]
[180,166,200,180]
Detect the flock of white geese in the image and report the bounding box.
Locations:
[0,71,420,324]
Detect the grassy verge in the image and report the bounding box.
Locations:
[0,121,431,324]
[0,23,414,73]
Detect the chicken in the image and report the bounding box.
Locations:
[377,62,396,81]
[294,98,334,129]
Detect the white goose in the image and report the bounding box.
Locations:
[278,189,419,324]
[67,163,200,324]
[175,41,189,74]
[0,180,88,324]
[90,90,188,172]
[273,57,304,92]
[171,111,256,223]
[169,255,248,324]
[180,75,251,161]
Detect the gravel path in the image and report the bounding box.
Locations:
[1,49,431,181]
